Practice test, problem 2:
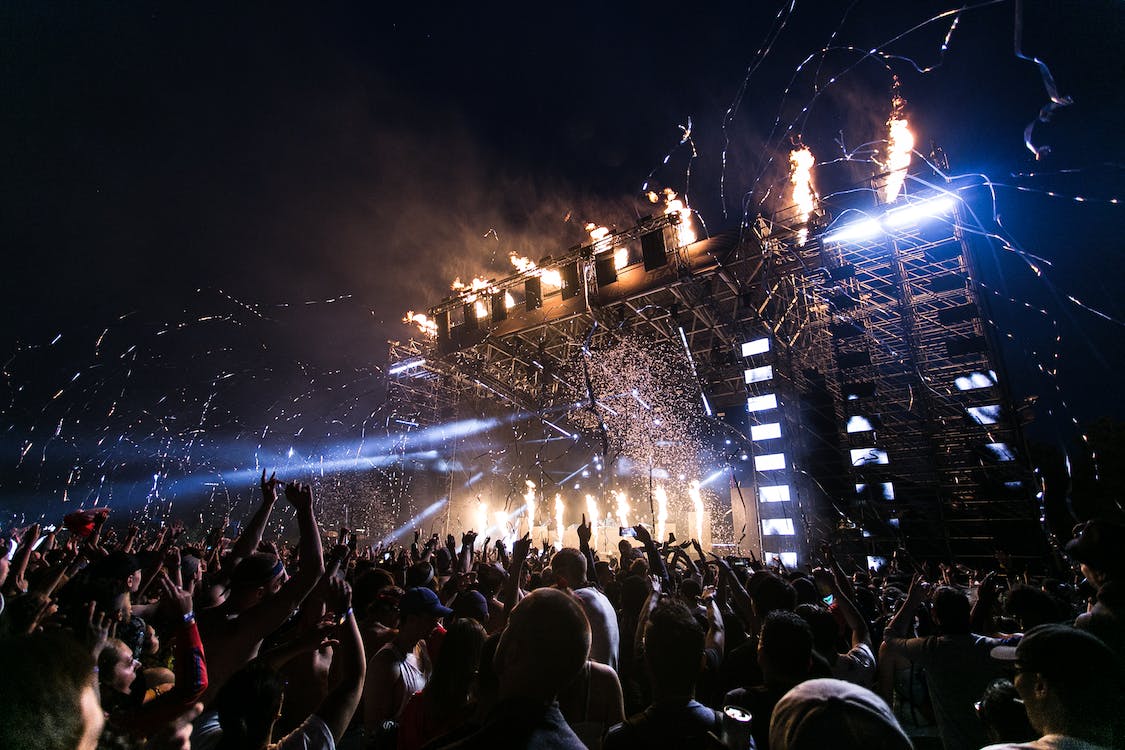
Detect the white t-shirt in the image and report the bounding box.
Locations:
[191,713,334,750]
[981,735,1116,750]
[573,586,620,672]
[831,642,876,688]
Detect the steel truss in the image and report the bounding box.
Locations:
[387,174,1041,563]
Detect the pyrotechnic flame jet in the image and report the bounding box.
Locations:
[510,253,563,289]
[554,493,565,550]
[614,490,630,529]
[524,480,537,532]
[650,188,696,246]
[402,311,437,336]
[882,81,914,204]
[689,480,704,543]
[654,485,669,544]
[789,146,816,246]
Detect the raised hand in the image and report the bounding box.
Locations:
[260,469,281,503]
[512,532,532,563]
[632,523,653,546]
[284,481,314,512]
[462,531,478,547]
[158,571,194,620]
[326,576,352,621]
[86,602,117,656]
[576,514,592,545]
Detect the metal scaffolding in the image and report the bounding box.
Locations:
[386,173,1042,563]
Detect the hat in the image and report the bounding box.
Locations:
[229,554,285,589]
[451,590,490,623]
[400,587,453,618]
[405,561,435,589]
[769,678,913,750]
[990,623,1119,685]
[1065,520,1125,575]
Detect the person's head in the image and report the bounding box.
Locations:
[791,577,819,607]
[215,661,286,749]
[992,623,1123,739]
[931,586,971,635]
[91,551,142,595]
[769,678,912,750]
[1066,519,1125,587]
[450,589,490,626]
[551,548,587,589]
[352,566,396,620]
[405,561,437,591]
[427,617,487,712]
[795,603,839,658]
[620,574,652,618]
[628,556,649,578]
[98,638,141,696]
[398,586,452,641]
[758,610,813,686]
[750,572,797,619]
[594,560,613,588]
[494,588,590,701]
[643,599,705,697]
[227,553,287,611]
[1005,584,1065,631]
[0,632,103,750]
[976,678,1036,745]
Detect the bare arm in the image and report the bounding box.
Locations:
[315,579,366,743]
[227,470,279,570]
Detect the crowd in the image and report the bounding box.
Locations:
[0,472,1122,750]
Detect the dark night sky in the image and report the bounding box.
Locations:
[2,1,1124,517]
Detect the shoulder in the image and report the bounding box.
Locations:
[273,715,335,750]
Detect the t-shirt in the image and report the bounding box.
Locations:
[573,586,620,672]
[603,700,723,750]
[434,699,585,749]
[981,736,1117,750]
[883,632,1006,750]
[191,713,334,750]
[831,642,876,688]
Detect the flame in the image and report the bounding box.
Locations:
[586,222,610,242]
[654,485,669,543]
[689,480,704,543]
[523,480,537,531]
[554,493,565,550]
[883,87,914,203]
[473,300,488,319]
[585,494,600,551]
[504,291,516,309]
[403,311,438,337]
[475,500,489,536]
[614,490,630,528]
[452,276,497,318]
[652,188,696,246]
[510,253,563,289]
[614,247,629,270]
[789,146,816,246]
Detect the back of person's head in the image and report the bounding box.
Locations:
[620,574,651,617]
[1005,584,1065,630]
[791,577,819,606]
[228,553,283,594]
[353,567,395,619]
[428,617,487,713]
[628,556,649,578]
[495,588,590,697]
[931,586,971,634]
[405,560,436,590]
[795,603,839,657]
[0,632,101,750]
[759,610,814,683]
[977,678,1036,745]
[551,548,586,588]
[769,678,913,750]
[750,572,798,617]
[644,599,705,693]
[215,661,285,748]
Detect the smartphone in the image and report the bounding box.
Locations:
[619,526,636,538]
[822,594,834,606]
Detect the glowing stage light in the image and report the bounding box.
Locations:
[388,358,427,376]
[882,195,955,228]
[823,218,882,244]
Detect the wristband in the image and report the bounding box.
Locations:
[183,611,195,624]
[337,607,353,626]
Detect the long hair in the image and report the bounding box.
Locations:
[426,617,487,714]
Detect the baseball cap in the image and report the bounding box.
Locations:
[991,623,1120,684]
[451,590,490,623]
[400,587,453,618]
[769,678,913,750]
[1065,520,1125,575]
